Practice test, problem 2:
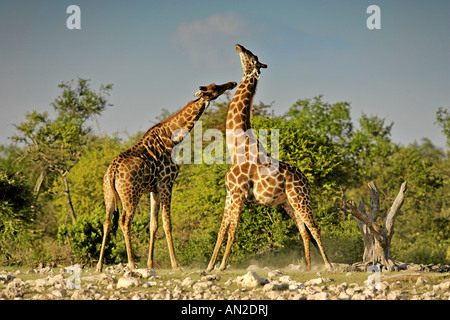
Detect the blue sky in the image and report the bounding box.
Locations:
[0,0,449,149]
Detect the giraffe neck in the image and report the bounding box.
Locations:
[226,75,258,132]
[133,97,209,161]
[159,97,209,143]
[226,75,262,164]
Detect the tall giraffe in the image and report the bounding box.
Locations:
[206,44,332,272]
[96,81,237,272]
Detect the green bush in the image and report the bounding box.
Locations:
[56,206,155,266]
[57,210,108,264]
[0,168,34,264]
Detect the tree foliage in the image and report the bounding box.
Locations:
[0,169,34,263]
[436,107,450,148]
[11,78,113,222]
[1,86,448,267]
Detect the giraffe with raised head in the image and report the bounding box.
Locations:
[206,44,332,272]
[96,81,237,272]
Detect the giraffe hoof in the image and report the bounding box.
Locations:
[324,263,333,271]
[126,263,136,271]
[174,265,183,272]
[96,263,103,273]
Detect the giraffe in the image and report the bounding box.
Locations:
[206,44,332,272]
[96,81,237,272]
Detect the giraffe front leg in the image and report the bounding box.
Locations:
[160,191,182,271]
[206,214,231,272]
[147,192,159,269]
[218,195,244,271]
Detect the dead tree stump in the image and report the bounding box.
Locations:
[349,181,407,271]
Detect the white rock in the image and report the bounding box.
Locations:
[182,277,195,287]
[246,264,260,271]
[305,277,324,286]
[416,277,427,286]
[4,279,26,298]
[308,292,329,300]
[106,283,116,290]
[142,281,158,288]
[71,289,94,300]
[134,268,157,278]
[51,289,66,298]
[267,270,283,278]
[117,276,141,289]
[289,283,305,290]
[279,275,293,284]
[437,280,450,291]
[0,274,14,284]
[339,292,351,300]
[201,274,220,282]
[236,271,268,288]
[288,264,302,270]
[351,293,368,300]
[263,281,288,291]
[265,290,282,300]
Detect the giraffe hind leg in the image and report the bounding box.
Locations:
[207,193,233,272]
[97,192,117,272]
[304,221,332,270]
[120,205,137,270]
[286,187,332,270]
[283,203,312,270]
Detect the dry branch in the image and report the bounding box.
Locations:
[349,181,408,271]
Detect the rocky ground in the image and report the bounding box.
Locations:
[1,263,449,300]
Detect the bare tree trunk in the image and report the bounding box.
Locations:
[60,170,77,223]
[32,169,47,212]
[349,181,407,271]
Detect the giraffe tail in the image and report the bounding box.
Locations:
[109,170,120,235]
[111,208,119,235]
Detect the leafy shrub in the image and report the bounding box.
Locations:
[57,206,154,266]
[0,168,34,264]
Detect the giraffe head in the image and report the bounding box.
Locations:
[194,81,237,101]
[236,44,267,80]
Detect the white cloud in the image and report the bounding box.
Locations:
[172,12,246,70]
